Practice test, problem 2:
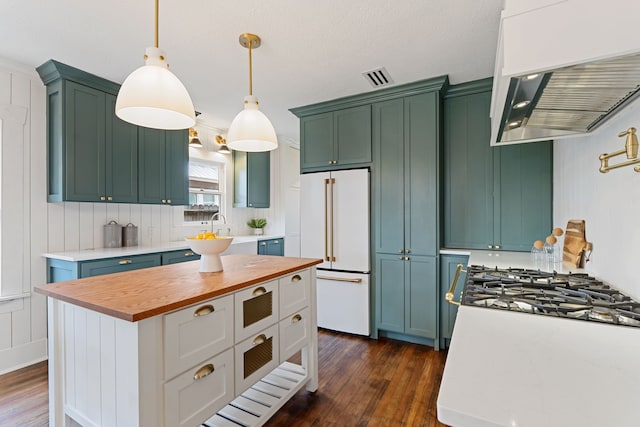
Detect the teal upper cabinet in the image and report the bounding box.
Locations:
[138,127,188,205]
[374,92,439,257]
[443,78,552,251]
[37,60,188,206]
[38,60,138,203]
[296,105,372,172]
[233,150,270,208]
[105,94,139,202]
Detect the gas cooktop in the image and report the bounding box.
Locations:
[462,265,640,327]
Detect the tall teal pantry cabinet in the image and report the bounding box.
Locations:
[292,77,448,348]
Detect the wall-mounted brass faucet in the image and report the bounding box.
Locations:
[599,127,640,173]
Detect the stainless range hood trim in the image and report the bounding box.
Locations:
[491,0,640,146]
[495,52,640,145]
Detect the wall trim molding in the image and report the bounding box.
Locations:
[0,338,48,376]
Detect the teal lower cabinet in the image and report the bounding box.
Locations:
[439,254,469,348]
[160,249,201,265]
[46,249,202,283]
[376,254,438,347]
[79,254,161,277]
[257,238,284,256]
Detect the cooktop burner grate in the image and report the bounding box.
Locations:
[462,265,640,327]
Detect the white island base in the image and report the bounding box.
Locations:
[40,256,320,427]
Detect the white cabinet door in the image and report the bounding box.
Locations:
[279,269,311,319]
[164,294,234,380]
[164,348,234,427]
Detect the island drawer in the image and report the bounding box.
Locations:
[164,294,234,380]
[279,269,311,319]
[234,280,279,343]
[164,348,234,427]
[279,307,312,362]
[235,324,279,395]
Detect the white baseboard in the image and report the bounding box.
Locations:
[0,338,48,375]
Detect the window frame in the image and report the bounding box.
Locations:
[182,159,227,226]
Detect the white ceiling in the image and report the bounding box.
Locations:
[0,0,504,141]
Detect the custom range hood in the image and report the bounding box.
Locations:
[491,0,640,145]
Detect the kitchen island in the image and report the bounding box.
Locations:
[35,254,322,427]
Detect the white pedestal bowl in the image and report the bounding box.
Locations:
[186,237,233,272]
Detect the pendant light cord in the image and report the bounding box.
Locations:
[154,0,159,48]
[248,40,253,96]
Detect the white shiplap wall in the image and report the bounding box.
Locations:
[0,58,48,374]
[0,57,294,374]
[554,95,640,300]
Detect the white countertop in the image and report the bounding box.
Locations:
[437,305,640,427]
[43,235,284,262]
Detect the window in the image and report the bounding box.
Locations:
[184,160,225,223]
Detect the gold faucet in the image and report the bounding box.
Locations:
[210,213,228,235]
[599,127,640,173]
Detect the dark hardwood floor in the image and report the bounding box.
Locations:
[0,330,448,427]
[0,360,49,427]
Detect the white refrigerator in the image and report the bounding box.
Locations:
[300,168,370,335]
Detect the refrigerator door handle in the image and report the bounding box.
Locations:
[317,275,363,283]
[329,177,336,262]
[324,178,330,262]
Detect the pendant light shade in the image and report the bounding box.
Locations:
[226,33,278,152]
[227,95,277,152]
[115,1,195,130]
[216,135,231,154]
[188,127,203,148]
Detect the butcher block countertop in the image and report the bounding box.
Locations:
[35,254,322,322]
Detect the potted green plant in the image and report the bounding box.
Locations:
[247,218,267,235]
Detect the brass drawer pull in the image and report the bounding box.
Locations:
[253,334,267,346]
[193,364,214,380]
[118,259,132,265]
[193,304,215,317]
[252,286,267,297]
[291,314,302,323]
[291,274,302,282]
[185,251,194,256]
[445,263,467,306]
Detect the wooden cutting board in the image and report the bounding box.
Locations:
[563,219,591,267]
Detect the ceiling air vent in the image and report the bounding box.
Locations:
[362,67,394,88]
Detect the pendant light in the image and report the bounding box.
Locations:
[115,0,195,130]
[188,128,203,148]
[216,135,231,154]
[226,33,278,152]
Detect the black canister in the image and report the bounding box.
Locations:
[104,220,123,248]
[123,223,139,247]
